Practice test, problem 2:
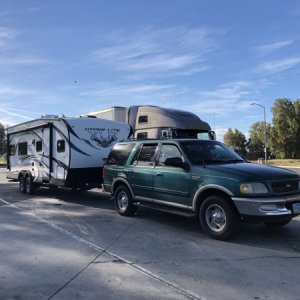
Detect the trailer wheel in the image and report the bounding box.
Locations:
[25,175,35,195]
[199,195,238,240]
[19,175,26,193]
[114,185,137,216]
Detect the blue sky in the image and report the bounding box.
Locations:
[1,1,300,141]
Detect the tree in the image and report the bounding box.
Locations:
[246,121,271,160]
[270,99,298,159]
[294,99,300,158]
[223,128,247,157]
[0,122,6,157]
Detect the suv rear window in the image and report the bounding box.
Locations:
[132,144,158,166]
[106,143,135,166]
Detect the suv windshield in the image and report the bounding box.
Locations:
[181,140,244,165]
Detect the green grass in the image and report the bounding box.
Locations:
[251,159,300,167]
[266,159,300,167]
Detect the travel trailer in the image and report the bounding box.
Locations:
[81,105,215,140]
[6,116,131,193]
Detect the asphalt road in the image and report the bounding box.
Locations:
[1,167,300,300]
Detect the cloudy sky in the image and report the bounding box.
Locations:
[1,0,300,140]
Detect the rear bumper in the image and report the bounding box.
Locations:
[232,194,300,219]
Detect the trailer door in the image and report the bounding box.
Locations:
[40,126,51,181]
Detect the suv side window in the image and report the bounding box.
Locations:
[106,143,135,166]
[132,144,157,166]
[158,144,182,166]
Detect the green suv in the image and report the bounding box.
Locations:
[103,139,300,240]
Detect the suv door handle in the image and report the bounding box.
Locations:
[156,172,163,177]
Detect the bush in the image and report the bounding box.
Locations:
[0,153,7,164]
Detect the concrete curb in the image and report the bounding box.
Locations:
[277,166,300,169]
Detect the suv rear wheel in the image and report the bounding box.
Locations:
[114,185,137,216]
[199,195,238,240]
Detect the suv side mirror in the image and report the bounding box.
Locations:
[164,157,186,168]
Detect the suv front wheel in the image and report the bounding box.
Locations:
[114,185,137,216]
[199,195,238,240]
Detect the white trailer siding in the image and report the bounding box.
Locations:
[7,117,131,190]
[80,107,127,122]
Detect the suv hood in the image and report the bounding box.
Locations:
[194,162,300,181]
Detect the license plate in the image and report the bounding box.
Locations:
[293,203,300,214]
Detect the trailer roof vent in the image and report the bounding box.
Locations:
[41,114,58,119]
[41,114,65,119]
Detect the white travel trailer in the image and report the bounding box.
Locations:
[81,105,215,140]
[6,116,131,193]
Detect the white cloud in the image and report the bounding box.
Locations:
[79,82,177,105]
[0,85,32,97]
[0,26,48,69]
[255,40,293,54]
[0,56,48,66]
[92,26,219,76]
[214,127,228,142]
[0,27,18,49]
[0,107,33,124]
[182,81,261,116]
[256,57,300,74]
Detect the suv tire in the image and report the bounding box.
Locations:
[199,195,238,240]
[114,185,137,216]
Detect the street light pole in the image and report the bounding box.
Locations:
[251,103,267,165]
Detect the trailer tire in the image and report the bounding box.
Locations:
[25,175,35,195]
[19,175,26,193]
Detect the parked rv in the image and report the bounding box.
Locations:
[81,105,216,140]
[6,116,131,194]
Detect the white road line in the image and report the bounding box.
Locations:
[0,198,206,300]
[0,198,10,205]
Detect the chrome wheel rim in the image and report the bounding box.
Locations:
[117,191,128,212]
[205,204,226,232]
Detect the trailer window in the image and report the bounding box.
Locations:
[138,115,148,124]
[137,132,148,139]
[36,141,42,152]
[9,145,16,156]
[57,140,65,152]
[18,142,28,155]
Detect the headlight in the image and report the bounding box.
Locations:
[240,183,268,194]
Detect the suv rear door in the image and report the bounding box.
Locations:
[152,142,191,205]
[128,143,158,198]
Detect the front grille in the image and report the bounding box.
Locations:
[272,180,299,194]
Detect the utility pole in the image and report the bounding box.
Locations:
[251,103,267,165]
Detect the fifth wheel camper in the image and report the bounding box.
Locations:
[81,105,216,140]
[6,116,131,194]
